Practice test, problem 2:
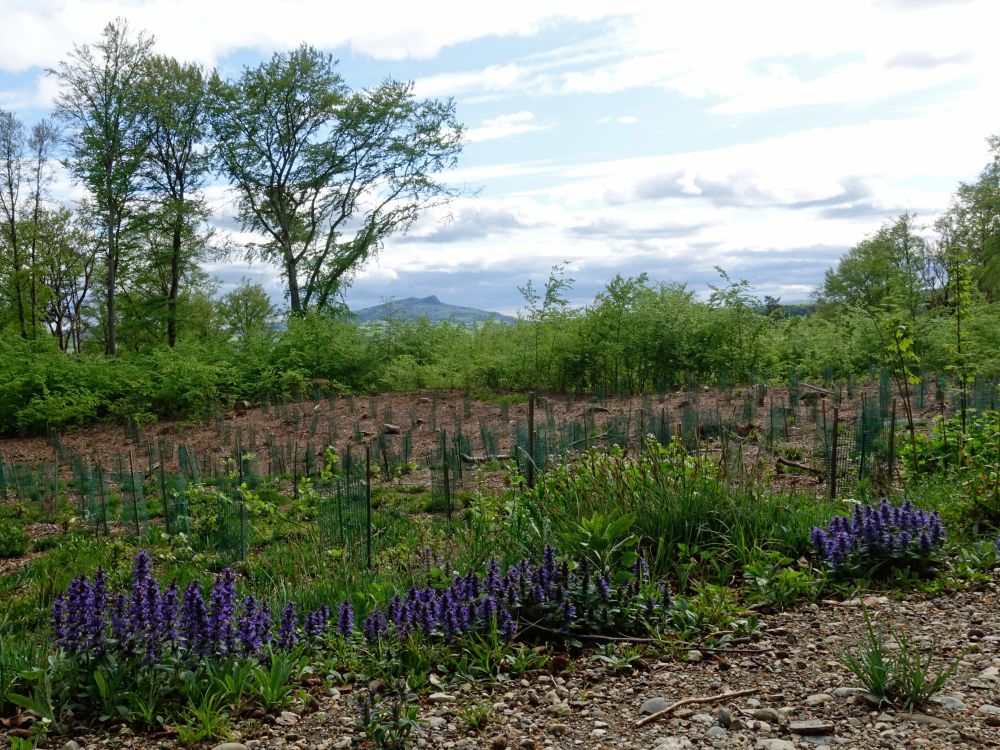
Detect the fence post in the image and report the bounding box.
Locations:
[128,451,140,535]
[97,464,109,536]
[158,455,170,535]
[365,444,372,571]
[527,392,536,489]
[442,429,452,523]
[829,407,839,500]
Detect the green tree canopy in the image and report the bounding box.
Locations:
[210,45,463,313]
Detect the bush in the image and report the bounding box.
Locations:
[0,525,29,558]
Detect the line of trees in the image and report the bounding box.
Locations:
[0,19,463,354]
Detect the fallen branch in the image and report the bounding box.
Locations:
[568,432,610,448]
[801,383,833,397]
[775,456,824,477]
[636,687,760,727]
[459,453,512,463]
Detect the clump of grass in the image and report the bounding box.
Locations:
[840,610,963,711]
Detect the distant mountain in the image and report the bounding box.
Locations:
[353,296,515,325]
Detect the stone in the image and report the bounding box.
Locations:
[718,707,734,729]
[425,717,447,729]
[275,711,299,727]
[929,695,966,711]
[332,738,352,750]
[805,693,833,706]
[653,738,694,750]
[639,697,669,716]
[63,743,83,750]
[978,704,1000,715]
[789,719,835,735]
[429,692,456,704]
[706,726,728,740]
[383,423,401,434]
[902,713,951,728]
[546,722,569,734]
[755,741,796,750]
[750,708,783,723]
[686,649,704,663]
[833,687,865,698]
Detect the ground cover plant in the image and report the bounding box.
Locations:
[0,383,997,747]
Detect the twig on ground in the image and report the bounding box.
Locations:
[635,687,760,727]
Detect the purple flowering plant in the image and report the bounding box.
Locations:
[47,545,673,725]
[810,499,946,578]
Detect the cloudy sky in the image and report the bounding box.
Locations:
[2,0,999,314]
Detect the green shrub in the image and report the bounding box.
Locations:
[0,525,29,558]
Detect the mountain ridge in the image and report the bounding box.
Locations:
[353,296,515,325]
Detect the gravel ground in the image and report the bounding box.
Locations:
[42,574,1000,750]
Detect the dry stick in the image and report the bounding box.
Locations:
[636,687,760,727]
[775,456,824,478]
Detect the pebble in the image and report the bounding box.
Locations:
[275,711,299,727]
[718,707,733,729]
[789,718,835,735]
[930,694,966,710]
[429,692,456,704]
[63,743,83,750]
[833,687,865,698]
[750,708,783,723]
[653,738,694,750]
[755,740,796,750]
[686,650,704,663]
[805,693,833,706]
[640,697,669,716]
[706,725,728,740]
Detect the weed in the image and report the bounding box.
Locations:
[357,686,420,750]
[840,610,963,710]
[458,700,494,732]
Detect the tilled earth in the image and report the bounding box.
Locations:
[50,575,1000,750]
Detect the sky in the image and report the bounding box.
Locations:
[2,0,999,315]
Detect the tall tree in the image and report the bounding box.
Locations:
[217,278,275,345]
[0,110,27,337]
[210,45,463,313]
[51,19,154,355]
[35,207,97,352]
[25,118,59,339]
[141,55,212,346]
[818,213,927,321]
[942,136,1000,301]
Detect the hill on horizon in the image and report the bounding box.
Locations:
[353,296,515,325]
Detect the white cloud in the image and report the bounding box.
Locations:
[0,0,648,72]
[464,111,551,143]
[596,115,638,125]
[412,0,1000,116]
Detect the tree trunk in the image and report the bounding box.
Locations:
[106,231,117,356]
[286,252,301,313]
[29,188,41,340]
[7,219,26,339]
[168,219,181,347]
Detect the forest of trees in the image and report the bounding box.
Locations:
[1,22,999,436]
[0,20,462,356]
